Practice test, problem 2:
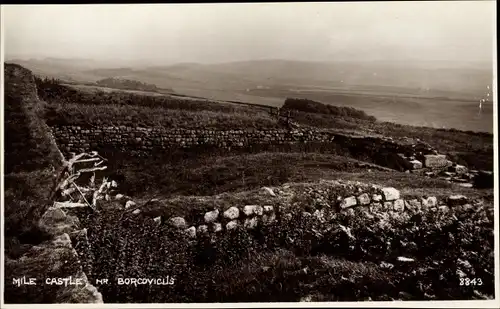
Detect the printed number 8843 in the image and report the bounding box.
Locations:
[460,278,483,286]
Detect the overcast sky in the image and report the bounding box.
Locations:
[2,2,496,65]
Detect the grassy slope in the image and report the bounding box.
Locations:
[101,152,492,203]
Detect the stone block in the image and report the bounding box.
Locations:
[153,216,162,225]
[424,154,452,169]
[340,196,357,209]
[243,205,262,216]
[372,194,383,202]
[223,207,240,220]
[382,187,400,201]
[168,217,187,229]
[262,213,276,225]
[447,195,468,206]
[185,226,196,239]
[204,209,219,223]
[226,220,239,230]
[357,193,371,205]
[421,196,437,208]
[213,223,223,233]
[197,225,209,235]
[393,199,405,212]
[125,200,136,209]
[410,160,423,169]
[405,199,421,213]
[263,205,274,213]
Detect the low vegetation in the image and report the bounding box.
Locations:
[69,194,494,302]
[283,97,377,122]
[44,102,278,129]
[35,77,255,113]
[286,111,493,171]
[96,77,159,92]
[101,151,491,202]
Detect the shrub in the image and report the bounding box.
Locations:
[282,98,377,121]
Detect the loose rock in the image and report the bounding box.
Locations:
[226,220,239,230]
[204,209,219,223]
[393,199,405,212]
[421,196,437,208]
[357,193,371,205]
[244,217,258,229]
[447,195,468,206]
[197,225,209,235]
[341,196,357,208]
[223,207,240,220]
[262,187,276,197]
[213,223,223,233]
[382,187,400,201]
[125,200,136,209]
[168,217,187,229]
[372,194,383,202]
[185,226,196,239]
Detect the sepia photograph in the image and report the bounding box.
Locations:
[1,1,498,307]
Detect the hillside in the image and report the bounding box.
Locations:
[2,63,495,304]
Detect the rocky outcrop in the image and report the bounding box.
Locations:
[4,207,103,304]
[424,154,453,169]
[4,234,102,304]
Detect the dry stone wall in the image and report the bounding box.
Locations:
[111,180,474,241]
[50,125,339,155]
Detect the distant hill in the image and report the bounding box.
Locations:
[8,57,493,102]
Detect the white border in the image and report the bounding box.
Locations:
[1,3,6,307]
[0,2,499,308]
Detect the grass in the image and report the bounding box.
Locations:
[35,76,267,114]
[286,111,493,171]
[97,151,492,216]
[100,152,388,198]
[44,102,279,129]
